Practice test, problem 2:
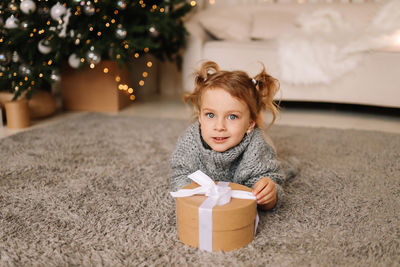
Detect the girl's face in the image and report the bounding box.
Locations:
[198,88,255,152]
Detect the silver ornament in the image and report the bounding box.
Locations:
[68,53,81,69]
[20,0,37,14]
[50,3,66,21]
[19,64,33,76]
[8,2,18,13]
[116,0,127,10]
[38,39,52,54]
[21,21,29,28]
[149,26,160,38]
[50,70,60,82]
[86,50,101,65]
[83,2,95,16]
[5,15,19,29]
[115,25,127,39]
[12,51,19,63]
[0,52,11,65]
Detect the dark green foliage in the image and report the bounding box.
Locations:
[0,0,192,100]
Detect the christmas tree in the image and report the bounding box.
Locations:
[0,0,193,101]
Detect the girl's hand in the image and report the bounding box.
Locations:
[252,177,277,210]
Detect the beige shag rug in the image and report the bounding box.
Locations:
[0,113,399,266]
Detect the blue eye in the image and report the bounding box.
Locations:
[228,114,237,120]
[206,113,215,118]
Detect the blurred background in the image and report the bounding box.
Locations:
[0,0,399,135]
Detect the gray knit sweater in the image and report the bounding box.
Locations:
[170,121,284,207]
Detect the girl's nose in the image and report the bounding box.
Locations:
[214,118,226,131]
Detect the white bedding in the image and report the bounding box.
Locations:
[278,0,400,85]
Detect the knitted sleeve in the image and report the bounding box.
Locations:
[234,129,285,208]
[169,124,200,192]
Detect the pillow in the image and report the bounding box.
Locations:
[197,8,252,41]
[251,10,299,40]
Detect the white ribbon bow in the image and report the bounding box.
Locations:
[170,170,258,252]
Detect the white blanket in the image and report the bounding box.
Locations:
[278,1,400,85]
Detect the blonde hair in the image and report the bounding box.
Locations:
[184,61,280,129]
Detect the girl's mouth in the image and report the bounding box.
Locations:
[212,137,228,143]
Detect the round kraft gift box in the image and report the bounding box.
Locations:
[176,182,257,252]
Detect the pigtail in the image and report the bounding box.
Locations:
[183,61,220,114]
[253,65,280,129]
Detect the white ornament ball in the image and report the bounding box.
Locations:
[38,40,52,54]
[50,70,61,82]
[12,51,20,63]
[50,3,67,21]
[20,0,37,14]
[68,54,81,69]
[83,2,95,16]
[5,15,19,29]
[19,64,33,76]
[115,26,127,39]
[86,51,101,65]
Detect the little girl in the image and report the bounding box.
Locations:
[170,61,284,210]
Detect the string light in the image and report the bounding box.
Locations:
[115,76,121,82]
[130,95,136,101]
[128,88,133,94]
[190,1,197,7]
[134,53,140,58]
[147,61,152,67]
[90,63,95,69]
[139,80,144,86]
[103,68,109,73]
[142,72,148,77]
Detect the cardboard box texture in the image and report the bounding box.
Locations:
[61,60,132,112]
[176,182,257,252]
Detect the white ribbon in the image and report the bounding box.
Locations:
[170,170,258,252]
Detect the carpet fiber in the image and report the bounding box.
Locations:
[0,113,399,266]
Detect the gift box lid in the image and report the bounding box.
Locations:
[176,182,257,231]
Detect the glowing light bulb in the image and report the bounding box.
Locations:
[190,1,197,6]
[103,68,109,73]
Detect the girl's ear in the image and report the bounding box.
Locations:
[247,120,255,133]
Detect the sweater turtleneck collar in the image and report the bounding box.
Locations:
[193,121,255,169]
